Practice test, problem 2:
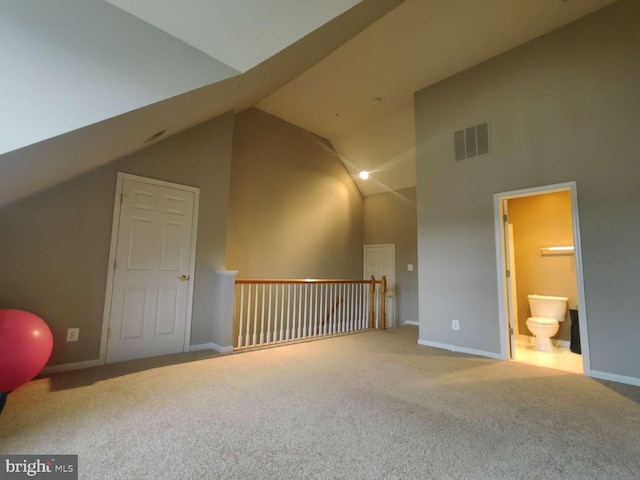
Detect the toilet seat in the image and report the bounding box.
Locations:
[527,316,558,325]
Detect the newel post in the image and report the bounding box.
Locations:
[212,270,238,352]
[380,276,387,331]
[368,275,376,329]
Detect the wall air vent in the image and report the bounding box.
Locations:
[455,123,489,161]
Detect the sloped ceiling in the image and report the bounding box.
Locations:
[0,0,401,207]
[104,0,362,72]
[259,0,619,195]
[0,0,238,155]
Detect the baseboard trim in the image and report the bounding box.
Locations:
[403,321,419,326]
[590,370,640,387]
[189,343,233,354]
[417,339,503,360]
[41,359,104,375]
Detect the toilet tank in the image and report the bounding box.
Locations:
[527,294,569,321]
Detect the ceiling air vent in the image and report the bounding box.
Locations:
[455,123,489,161]
[144,129,168,144]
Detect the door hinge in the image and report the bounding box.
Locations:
[509,326,514,335]
[506,270,511,278]
[503,214,508,222]
[107,327,112,339]
[114,258,117,270]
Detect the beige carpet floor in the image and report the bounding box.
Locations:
[1,326,639,479]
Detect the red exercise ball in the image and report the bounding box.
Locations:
[0,309,53,392]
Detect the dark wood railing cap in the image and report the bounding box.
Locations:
[235,279,381,285]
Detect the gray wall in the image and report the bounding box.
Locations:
[415,0,640,378]
[363,187,418,324]
[227,108,363,279]
[0,114,235,366]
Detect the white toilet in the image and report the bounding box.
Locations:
[526,294,569,352]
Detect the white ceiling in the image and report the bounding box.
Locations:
[104,0,361,72]
[258,0,619,195]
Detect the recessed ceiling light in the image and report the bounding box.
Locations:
[144,129,167,143]
[359,171,369,180]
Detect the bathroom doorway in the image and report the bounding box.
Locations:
[494,182,591,375]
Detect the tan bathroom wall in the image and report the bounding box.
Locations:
[508,191,577,341]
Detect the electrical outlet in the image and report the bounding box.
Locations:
[66,328,80,342]
[452,320,460,331]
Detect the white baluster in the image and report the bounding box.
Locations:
[303,283,308,338]
[310,283,322,337]
[340,283,347,333]
[252,284,259,346]
[291,284,302,340]
[360,284,364,330]
[344,283,349,332]
[356,283,360,330]
[331,283,336,335]
[267,283,280,343]
[344,283,348,332]
[260,284,266,345]
[238,284,245,348]
[322,283,327,336]
[354,283,358,331]
[326,284,330,335]
[291,284,296,339]
[286,284,292,341]
[335,284,340,333]
[245,285,252,347]
[278,284,284,342]
[339,283,343,333]
[348,283,353,332]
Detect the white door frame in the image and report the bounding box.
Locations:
[493,181,591,376]
[363,243,396,328]
[99,172,200,364]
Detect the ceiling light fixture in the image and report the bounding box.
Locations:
[359,171,369,180]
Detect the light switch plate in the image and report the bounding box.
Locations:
[407,264,414,271]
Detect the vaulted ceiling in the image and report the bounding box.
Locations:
[0,0,618,205]
[259,0,618,195]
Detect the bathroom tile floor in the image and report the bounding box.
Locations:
[512,340,583,374]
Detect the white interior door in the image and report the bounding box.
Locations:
[503,201,517,357]
[363,244,396,328]
[106,176,197,363]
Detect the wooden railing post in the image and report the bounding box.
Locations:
[368,275,375,329]
[380,275,387,331]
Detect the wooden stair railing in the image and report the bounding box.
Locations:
[233,276,386,350]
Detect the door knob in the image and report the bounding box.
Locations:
[178,275,190,281]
